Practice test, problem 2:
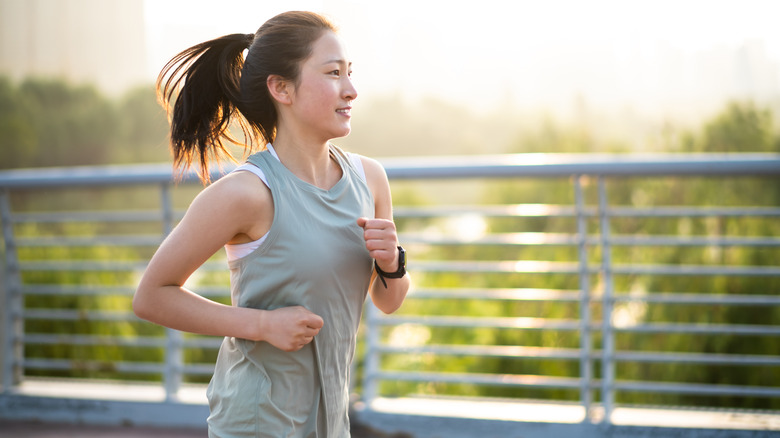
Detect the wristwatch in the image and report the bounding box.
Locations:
[375,246,406,288]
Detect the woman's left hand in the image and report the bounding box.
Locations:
[357,217,399,272]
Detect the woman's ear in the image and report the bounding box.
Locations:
[267,75,293,105]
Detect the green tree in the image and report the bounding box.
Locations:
[0,77,172,169]
[0,77,38,168]
[113,85,170,164]
[18,78,118,167]
[684,101,780,153]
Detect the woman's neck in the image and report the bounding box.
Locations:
[271,136,340,190]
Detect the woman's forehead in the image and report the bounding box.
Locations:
[309,31,351,65]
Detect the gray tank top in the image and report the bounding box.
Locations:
[207,144,374,437]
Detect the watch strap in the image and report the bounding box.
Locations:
[375,246,406,288]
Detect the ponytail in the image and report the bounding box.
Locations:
[157,33,256,183]
[157,11,338,184]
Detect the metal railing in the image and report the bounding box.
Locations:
[1,153,779,427]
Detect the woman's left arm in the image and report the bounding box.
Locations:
[357,156,410,314]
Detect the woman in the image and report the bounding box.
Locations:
[133,11,410,437]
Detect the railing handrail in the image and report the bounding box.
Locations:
[1,153,779,189]
[1,153,779,430]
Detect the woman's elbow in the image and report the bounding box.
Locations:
[132,288,154,321]
[374,290,407,314]
[375,301,403,315]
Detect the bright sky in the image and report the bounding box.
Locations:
[144,0,780,118]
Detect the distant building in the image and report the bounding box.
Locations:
[0,0,147,94]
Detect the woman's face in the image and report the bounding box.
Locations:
[287,31,358,142]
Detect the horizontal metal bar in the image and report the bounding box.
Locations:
[371,315,581,331]
[376,344,582,360]
[22,312,779,335]
[615,322,780,336]
[394,204,583,218]
[406,261,780,276]
[20,284,229,298]
[18,260,149,271]
[407,288,581,301]
[15,260,778,278]
[608,235,780,247]
[380,153,780,179]
[16,235,164,248]
[20,284,776,307]
[607,206,780,218]
[613,351,780,366]
[17,260,225,272]
[24,333,223,351]
[373,315,780,336]
[404,288,780,306]
[21,359,215,381]
[376,344,780,366]
[612,264,780,276]
[13,206,777,224]
[412,260,586,274]
[22,359,165,375]
[22,309,139,322]
[371,370,583,389]
[394,205,780,220]
[23,334,165,348]
[21,284,138,296]
[182,363,217,376]
[2,154,779,189]
[22,359,214,376]
[9,210,168,223]
[0,163,188,189]
[400,232,581,246]
[181,337,223,349]
[369,372,780,397]
[21,332,780,367]
[613,293,780,306]
[614,380,780,397]
[400,233,780,248]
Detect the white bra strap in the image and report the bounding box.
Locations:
[233,163,269,188]
[348,153,366,183]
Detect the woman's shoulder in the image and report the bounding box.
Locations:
[194,168,272,214]
[355,155,387,182]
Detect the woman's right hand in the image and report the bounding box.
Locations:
[257,306,324,352]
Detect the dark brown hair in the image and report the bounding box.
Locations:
[157,11,337,182]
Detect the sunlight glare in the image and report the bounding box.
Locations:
[444,214,488,242]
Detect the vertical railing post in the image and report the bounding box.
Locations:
[361,300,381,406]
[160,183,183,402]
[598,177,614,423]
[574,176,593,422]
[0,189,23,392]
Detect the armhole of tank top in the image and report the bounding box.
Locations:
[224,163,270,262]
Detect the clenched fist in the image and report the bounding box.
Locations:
[260,306,323,352]
[357,217,399,273]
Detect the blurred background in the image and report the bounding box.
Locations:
[1,0,780,168]
[1,0,779,427]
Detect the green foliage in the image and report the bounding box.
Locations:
[0,76,169,169]
[690,101,780,153]
[114,86,171,163]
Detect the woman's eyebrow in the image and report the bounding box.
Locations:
[322,59,351,67]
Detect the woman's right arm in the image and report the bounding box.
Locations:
[132,172,323,351]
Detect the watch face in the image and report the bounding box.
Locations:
[398,246,406,268]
